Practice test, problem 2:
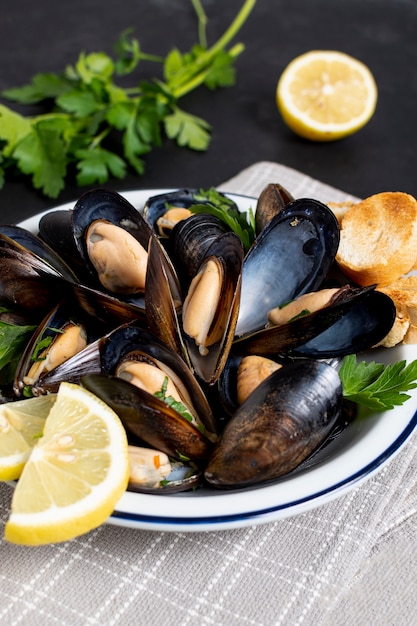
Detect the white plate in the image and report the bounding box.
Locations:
[19,189,417,532]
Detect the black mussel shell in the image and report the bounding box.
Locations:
[13,299,106,396]
[81,373,213,462]
[142,188,238,234]
[234,286,396,359]
[99,323,218,435]
[255,182,294,234]
[71,188,153,294]
[204,360,343,489]
[170,213,228,283]
[38,210,88,280]
[0,224,79,282]
[236,198,340,337]
[0,233,69,322]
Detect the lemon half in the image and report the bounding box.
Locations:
[276,50,378,141]
[4,382,129,545]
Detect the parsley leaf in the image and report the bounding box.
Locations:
[75,146,126,186]
[339,354,417,410]
[164,107,211,150]
[12,121,68,198]
[0,0,257,198]
[0,317,36,386]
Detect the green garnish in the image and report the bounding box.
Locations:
[0,0,256,198]
[287,308,311,322]
[339,354,417,410]
[154,376,195,423]
[0,315,36,385]
[189,187,256,251]
[30,326,66,363]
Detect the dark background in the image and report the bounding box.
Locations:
[0,0,416,222]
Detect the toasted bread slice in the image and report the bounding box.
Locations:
[377,275,417,346]
[335,192,417,286]
[326,200,356,224]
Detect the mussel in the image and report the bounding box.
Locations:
[13,300,107,396]
[127,444,202,494]
[254,182,294,234]
[71,189,154,301]
[82,373,213,463]
[98,323,218,436]
[0,232,69,322]
[234,285,396,359]
[205,360,343,489]
[235,198,340,337]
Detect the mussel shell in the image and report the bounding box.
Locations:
[71,188,153,294]
[128,462,202,494]
[142,188,199,230]
[0,233,68,321]
[145,235,187,360]
[142,188,238,234]
[181,231,244,385]
[38,210,90,280]
[234,286,396,359]
[13,300,105,396]
[255,183,294,234]
[81,373,212,462]
[235,198,340,337]
[68,281,147,326]
[99,323,218,435]
[0,224,79,282]
[170,213,228,282]
[204,360,343,489]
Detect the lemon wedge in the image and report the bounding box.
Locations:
[4,382,129,545]
[276,50,378,141]
[0,394,57,481]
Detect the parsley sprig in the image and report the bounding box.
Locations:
[0,0,256,198]
[339,354,417,411]
[189,187,256,251]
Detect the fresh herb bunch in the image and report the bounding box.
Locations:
[0,0,256,198]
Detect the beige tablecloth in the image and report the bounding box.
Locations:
[1,162,417,625]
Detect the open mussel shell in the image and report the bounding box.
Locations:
[234,285,396,359]
[81,373,213,462]
[127,445,202,494]
[71,188,153,300]
[181,231,244,385]
[145,235,187,360]
[99,323,218,436]
[142,188,238,235]
[13,299,106,396]
[204,360,343,489]
[235,198,340,337]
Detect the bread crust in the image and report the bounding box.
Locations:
[335,192,417,286]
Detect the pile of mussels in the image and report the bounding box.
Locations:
[0,184,396,493]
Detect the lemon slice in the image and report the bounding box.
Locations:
[4,382,129,545]
[276,50,378,141]
[0,394,57,481]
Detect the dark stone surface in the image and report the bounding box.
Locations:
[0,0,416,222]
